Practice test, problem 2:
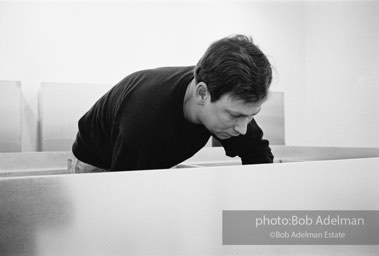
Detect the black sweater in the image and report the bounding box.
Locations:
[72,66,273,171]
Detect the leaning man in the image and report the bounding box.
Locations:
[71,34,274,173]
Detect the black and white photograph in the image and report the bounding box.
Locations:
[1,0,379,255]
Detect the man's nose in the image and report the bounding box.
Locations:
[233,117,249,135]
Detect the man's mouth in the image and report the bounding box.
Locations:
[218,132,237,139]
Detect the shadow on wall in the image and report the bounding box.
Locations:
[0,178,73,256]
[0,81,22,152]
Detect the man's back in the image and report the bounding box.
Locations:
[73,66,211,171]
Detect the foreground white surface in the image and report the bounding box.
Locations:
[2,146,379,177]
[1,157,379,255]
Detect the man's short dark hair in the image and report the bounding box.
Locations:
[194,34,272,104]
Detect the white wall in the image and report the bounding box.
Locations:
[300,1,379,147]
[0,0,378,151]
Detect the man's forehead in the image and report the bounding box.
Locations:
[228,105,261,116]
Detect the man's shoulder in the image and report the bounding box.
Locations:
[117,66,192,124]
[143,66,194,73]
[131,66,194,79]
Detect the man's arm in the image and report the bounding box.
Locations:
[218,119,274,164]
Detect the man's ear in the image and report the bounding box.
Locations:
[195,82,209,104]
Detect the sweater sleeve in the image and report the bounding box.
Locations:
[218,119,274,164]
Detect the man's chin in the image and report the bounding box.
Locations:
[216,133,232,140]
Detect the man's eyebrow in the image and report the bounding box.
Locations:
[229,108,261,117]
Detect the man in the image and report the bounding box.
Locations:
[71,34,274,173]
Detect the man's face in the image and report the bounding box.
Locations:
[200,93,263,140]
